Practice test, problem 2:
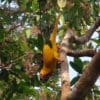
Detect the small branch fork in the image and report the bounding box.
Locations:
[0,51,32,70]
[60,18,100,100]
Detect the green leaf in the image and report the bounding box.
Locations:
[94,89,100,94]
[25,28,32,38]
[26,1,32,11]
[32,0,39,12]
[33,34,44,51]
[8,0,12,3]
[91,39,100,45]
[31,75,41,86]
[18,33,30,52]
[70,75,80,86]
[70,58,83,73]
[37,34,44,50]
[1,0,5,2]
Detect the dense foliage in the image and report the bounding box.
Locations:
[0,0,99,99]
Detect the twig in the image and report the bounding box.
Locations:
[0,51,32,69]
[7,24,21,33]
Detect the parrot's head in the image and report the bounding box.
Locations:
[38,71,52,82]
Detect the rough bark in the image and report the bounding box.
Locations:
[60,18,100,100]
[66,51,100,100]
[74,18,100,44]
[39,90,47,100]
[60,33,71,100]
[60,52,71,100]
[60,18,100,45]
[66,49,96,57]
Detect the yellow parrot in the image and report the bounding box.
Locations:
[40,15,60,81]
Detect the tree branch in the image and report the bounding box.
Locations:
[74,18,100,44]
[60,34,71,100]
[60,18,100,99]
[0,51,32,69]
[62,48,96,57]
[7,24,21,33]
[66,51,100,100]
[62,18,100,45]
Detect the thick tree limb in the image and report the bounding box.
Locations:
[60,52,71,100]
[61,48,97,57]
[60,34,71,100]
[66,51,100,100]
[62,18,100,45]
[60,18,100,100]
[74,18,100,44]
